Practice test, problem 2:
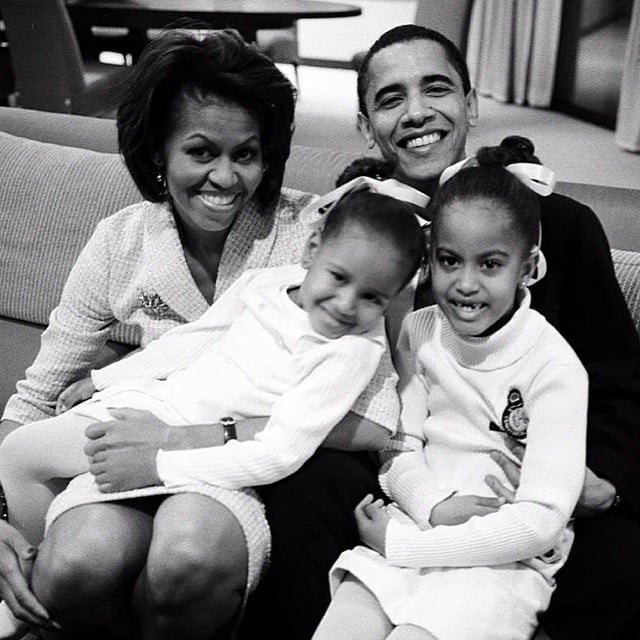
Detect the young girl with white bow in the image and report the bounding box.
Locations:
[313,138,589,640]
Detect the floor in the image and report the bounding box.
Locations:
[287,65,640,190]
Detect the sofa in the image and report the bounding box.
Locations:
[1,105,640,415]
[0,107,639,640]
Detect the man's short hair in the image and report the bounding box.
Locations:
[357,25,471,115]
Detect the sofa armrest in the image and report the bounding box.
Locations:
[0,106,119,152]
[612,249,640,335]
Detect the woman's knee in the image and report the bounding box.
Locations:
[33,526,114,604]
[33,505,152,607]
[144,500,248,610]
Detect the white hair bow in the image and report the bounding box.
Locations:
[299,176,429,228]
[439,157,556,196]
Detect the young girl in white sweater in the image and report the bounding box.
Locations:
[313,141,589,640]
[0,186,425,638]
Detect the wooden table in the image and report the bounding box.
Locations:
[65,0,362,43]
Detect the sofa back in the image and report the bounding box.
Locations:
[1,107,640,411]
[2,107,640,250]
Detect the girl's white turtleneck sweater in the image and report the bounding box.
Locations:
[380,289,588,579]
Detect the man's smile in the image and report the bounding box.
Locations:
[401,131,443,149]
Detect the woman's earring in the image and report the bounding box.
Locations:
[156,169,167,195]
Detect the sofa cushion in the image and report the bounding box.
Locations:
[612,248,640,335]
[285,145,361,196]
[0,131,141,326]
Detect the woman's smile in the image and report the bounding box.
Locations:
[163,96,265,234]
[196,190,243,211]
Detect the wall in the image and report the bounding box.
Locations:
[298,0,416,63]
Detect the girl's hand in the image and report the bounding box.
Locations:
[430,494,506,526]
[354,494,390,555]
[55,377,96,415]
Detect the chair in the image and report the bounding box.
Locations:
[0,11,15,106]
[78,25,150,65]
[258,26,300,90]
[0,0,134,116]
[351,0,474,72]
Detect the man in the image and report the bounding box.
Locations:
[242,25,640,640]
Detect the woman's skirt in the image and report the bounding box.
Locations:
[47,471,270,594]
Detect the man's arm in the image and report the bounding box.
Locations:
[165,413,390,451]
[540,198,640,520]
[322,412,391,451]
[571,210,640,493]
[82,409,389,495]
[488,442,618,518]
[86,411,388,454]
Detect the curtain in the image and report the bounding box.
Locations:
[466,0,562,107]
[615,0,640,152]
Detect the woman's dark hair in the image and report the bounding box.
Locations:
[427,136,541,250]
[322,190,425,289]
[357,25,471,116]
[117,29,296,208]
[335,157,395,186]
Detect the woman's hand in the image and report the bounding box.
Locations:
[430,494,507,527]
[0,521,57,630]
[354,494,390,555]
[55,377,95,415]
[84,408,167,493]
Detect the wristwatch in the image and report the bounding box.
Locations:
[0,485,8,521]
[221,416,237,444]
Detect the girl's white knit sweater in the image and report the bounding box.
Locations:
[83,264,397,490]
[380,290,588,579]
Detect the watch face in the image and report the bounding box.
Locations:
[0,486,8,521]
[221,417,237,443]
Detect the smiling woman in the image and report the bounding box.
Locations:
[0,27,318,639]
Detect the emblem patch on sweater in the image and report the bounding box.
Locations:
[138,290,182,321]
[489,388,529,439]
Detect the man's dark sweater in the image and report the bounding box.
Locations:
[532,193,640,522]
